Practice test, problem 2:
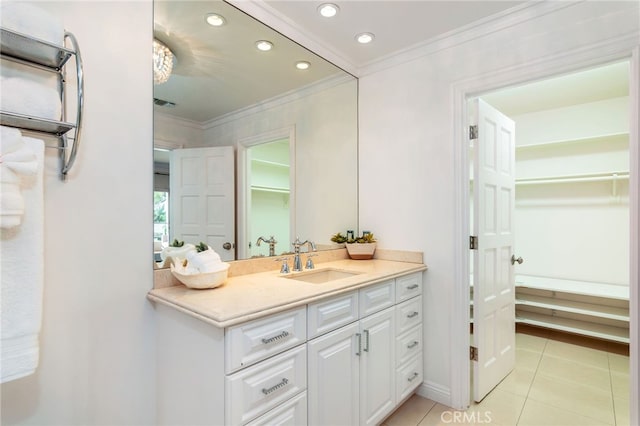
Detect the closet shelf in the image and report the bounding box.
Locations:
[516,171,629,186]
[516,312,629,343]
[516,275,629,343]
[516,295,629,322]
[0,28,74,69]
[251,185,290,194]
[515,132,628,151]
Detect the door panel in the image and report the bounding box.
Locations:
[472,99,516,402]
[170,146,235,261]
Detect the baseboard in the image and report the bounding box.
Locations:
[417,380,451,407]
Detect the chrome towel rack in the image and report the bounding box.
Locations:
[0,27,84,181]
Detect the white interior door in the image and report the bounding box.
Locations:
[472,98,516,402]
[170,146,235,261]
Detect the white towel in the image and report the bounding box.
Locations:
[0,2,64,46]
[0,77,62,121]
[0,137,44,383]
[1,126,38,229]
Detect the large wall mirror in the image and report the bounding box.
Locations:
[153,0,358,263]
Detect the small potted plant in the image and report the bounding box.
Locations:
[331,232,377,260]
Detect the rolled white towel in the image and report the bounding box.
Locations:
[0,77,62,121]
[185,248,226,274]
[160,243,196,262]
[1,2,64,46]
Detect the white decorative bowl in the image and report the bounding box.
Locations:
[170,263,230,289]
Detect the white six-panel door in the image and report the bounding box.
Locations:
[170,146,235,261]
[472,98,516,402]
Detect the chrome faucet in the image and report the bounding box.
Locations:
[256,236,277,256]
[292,236,316,272]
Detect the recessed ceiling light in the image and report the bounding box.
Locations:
[255,40,273,51]
[296,61,310,70]
[317,3,339,18]
[205,13,226,27]
[355,32,375,44]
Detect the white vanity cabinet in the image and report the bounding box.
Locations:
[154,269,423,426]
[307,273,423,426]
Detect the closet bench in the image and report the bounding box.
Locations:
[515,274,630,344]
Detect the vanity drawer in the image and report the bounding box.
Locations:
[245,391,307,426]
[396,272,422,302]
[226,345,307,426]
[396,324,423,367]
[395,296,422,334]
[396,352,423,403]
[359,280,395,317]
[225,307,306,373]
[307,291,358,339]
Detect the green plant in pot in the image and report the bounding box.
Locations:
[331,232,377,260]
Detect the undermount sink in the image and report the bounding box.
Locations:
[284,268,362,284]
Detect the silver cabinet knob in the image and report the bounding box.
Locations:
[511,255,523,265]
[222,242,232,250]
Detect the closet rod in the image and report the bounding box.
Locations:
[516,172,629,185]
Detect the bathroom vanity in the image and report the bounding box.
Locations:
[149,250,426,426]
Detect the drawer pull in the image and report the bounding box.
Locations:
[407,311,419,319]
[407,372,419,382]
[356,333,362,356]
[407,284,419,290]
[407,340,419,349]
[261,331,289,344]
[262,378,289,395]
[363,329,370,352]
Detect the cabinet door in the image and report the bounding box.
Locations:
[307,322,360,426]
[359,307,395,426]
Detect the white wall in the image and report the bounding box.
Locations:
[1,2,155,425]
[513,97,629,285]
[358,1,639,405]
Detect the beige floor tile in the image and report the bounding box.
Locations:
[527,374,615,424]
[609,353,630,374]
[515,348,542,371]
[536,354,611,389]
[611,371,630,401]
[516,333,547,353]
[494,367,536,397]
[384,394,436,426]
[543,340,609,369]
[418,403,466,426]
[471,388,525,425]
[518,398,613,426]
[614,397,630,426]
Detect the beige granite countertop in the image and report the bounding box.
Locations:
[148,253,427,328]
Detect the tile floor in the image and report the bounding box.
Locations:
[382,332,630,426]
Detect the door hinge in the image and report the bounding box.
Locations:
[469,125,478,140]
[470,346,478,361]
[470,236,478,250]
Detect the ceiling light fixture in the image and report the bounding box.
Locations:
[255,40,273,51]
[355,32,375,44]
[205,13,226,27]
[153,39,174,85]
[296,61,310,70]
[317,3,339,18]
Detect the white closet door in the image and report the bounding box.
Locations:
[170,146,235,261]
[472,98,516,402]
